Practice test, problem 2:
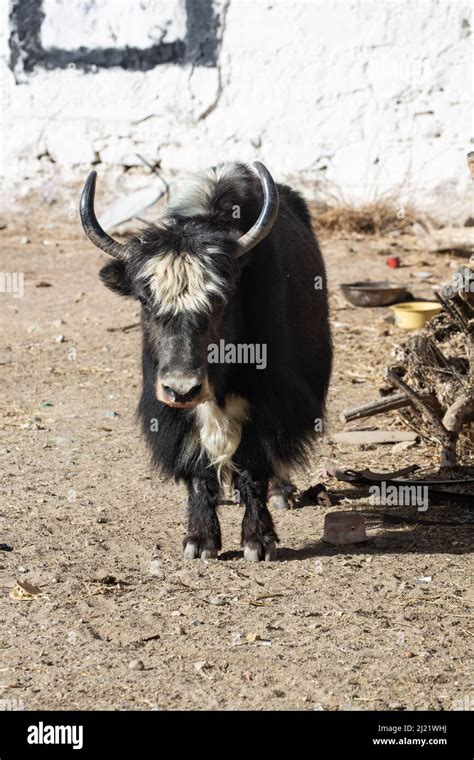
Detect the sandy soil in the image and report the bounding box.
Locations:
[0,207,472,711]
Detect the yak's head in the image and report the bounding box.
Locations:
[80,162,279,409]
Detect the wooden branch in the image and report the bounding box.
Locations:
[384,369,454,448]
[340,393,411,423]
[434,289,470,334]
[440,396,474,468]
[410,335,449,369]
[443,395,474,433]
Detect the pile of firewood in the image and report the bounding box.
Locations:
[341,264,474,469]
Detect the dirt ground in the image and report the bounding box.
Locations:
[0,202,472,711]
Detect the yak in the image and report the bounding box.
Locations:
[80,161,332,561]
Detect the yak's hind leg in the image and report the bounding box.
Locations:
[235,470,279,562]
[183,474,221,560]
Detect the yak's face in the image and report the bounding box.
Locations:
[80,162,279,408]
[100,223,240,408]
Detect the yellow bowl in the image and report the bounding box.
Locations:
[392,301,442,330]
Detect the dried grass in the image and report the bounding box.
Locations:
[311,200,418,236]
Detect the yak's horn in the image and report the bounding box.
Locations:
[80,171,126,258]
[236,161,280,257]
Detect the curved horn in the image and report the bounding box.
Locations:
[80,171,126,258]
[236,161,280,257]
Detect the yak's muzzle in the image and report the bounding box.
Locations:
[157,374,211,409]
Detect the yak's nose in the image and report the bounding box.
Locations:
[163,383,202,403]
[157,374,207,407]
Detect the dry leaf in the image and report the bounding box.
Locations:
[245,632,272,644]
[10,580,42,600]
[245,633,261,643]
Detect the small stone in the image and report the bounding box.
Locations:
[20,235,31,245]
[56,436,72,446]
[51,319,64,328]
[128,659,145,671]
[411,271,433,280]
[96,517,107,524]
[208,595,227,606]
[194,660,210,673]
[417,576,432,585]
[245,633,261,643]
[95,570,117,584]
[148,560,162,577]
[53,334,66,343]
[273,689,286,698]
[102,410,119,419]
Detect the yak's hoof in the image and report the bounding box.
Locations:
[265,542,278,561]
[243,541,278,562]
[243,545,260,562]
[183,542,218,560]
[269,494,289,511]
[201,549,218,560]
[183,542,199,560]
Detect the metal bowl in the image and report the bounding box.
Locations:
[340,280,408,307]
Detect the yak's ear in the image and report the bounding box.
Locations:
[99,259,133,297]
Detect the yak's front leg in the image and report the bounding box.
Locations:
[235,471,279,562]
[183,474,221,560]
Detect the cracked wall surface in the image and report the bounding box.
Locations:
[1,0,472,219]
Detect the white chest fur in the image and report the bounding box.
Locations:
[194,395,249,479]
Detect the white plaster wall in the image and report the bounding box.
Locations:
[40,0,187,50]
[0,0,472,219]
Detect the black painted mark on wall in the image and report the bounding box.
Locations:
[9,0,219,75]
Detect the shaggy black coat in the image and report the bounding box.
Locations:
[99,164,332,559]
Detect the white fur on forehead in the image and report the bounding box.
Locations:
[169,163,250,217]
[140,247,226,316]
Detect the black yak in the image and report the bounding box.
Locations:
[80,162,332,561]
